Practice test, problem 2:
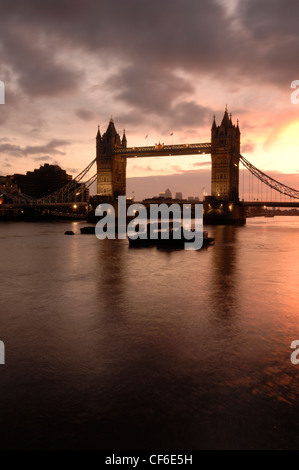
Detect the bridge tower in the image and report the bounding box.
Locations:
[96,119,127,200]
[211,108,240,201]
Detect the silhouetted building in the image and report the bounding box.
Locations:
[12,164,72,199]
[175,192,183,200]
[7,163,89,202]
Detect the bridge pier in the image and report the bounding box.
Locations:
[203,197,246,225]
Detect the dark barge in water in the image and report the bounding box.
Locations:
[128,223,214,250]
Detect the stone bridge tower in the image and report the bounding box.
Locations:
[211,108,240,201]
[96,119,127,200]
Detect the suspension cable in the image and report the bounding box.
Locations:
[239,154,299,200]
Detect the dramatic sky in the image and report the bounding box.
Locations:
[0,0,299,199]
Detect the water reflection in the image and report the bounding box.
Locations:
[207,225,240,323]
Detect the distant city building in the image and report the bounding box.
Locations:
[188,197,194,202]
[175,192,183,200]
[164,188,172,199]
[10,163,89,201]
[159,188,172,199]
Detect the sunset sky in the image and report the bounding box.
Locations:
[0,0,299,200]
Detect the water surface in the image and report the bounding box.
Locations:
[0,217,298,449]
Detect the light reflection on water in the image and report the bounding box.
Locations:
[0,217,299,449]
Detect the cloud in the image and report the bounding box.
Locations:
[0,16,82,99]
[0,0,247,106]
[193,161,211,167]
[75,108,95,121]
[171,165,184,173]
[105,66,216,128]
[170,101,212,128]
[32,156,55,162]
[235,0,299,86]
[241,142,255,154]
[0,0,298,180]
[0,143,24,158]
[106,65,194,114]
[0,139,69,158]
[0,0,296,113]
[24,139,70,156]
[67,167,80,175]
[132,164,162,172]
[0,1,232,65]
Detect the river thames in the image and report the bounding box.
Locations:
[0,216,298,449]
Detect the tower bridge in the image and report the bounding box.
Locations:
[95,109,244,223]
[2,108,299,224]
[96,110,241,204]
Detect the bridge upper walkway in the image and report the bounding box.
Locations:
[114,142,211,157]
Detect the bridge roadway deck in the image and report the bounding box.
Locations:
[241,201,299,208]
[140,200,299,208]
[1,200,299,210]
[0,202,87,209]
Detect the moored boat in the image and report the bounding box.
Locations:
[128,224,214,250]
[156,229,214,249]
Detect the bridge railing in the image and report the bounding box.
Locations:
[0,188,32,204]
